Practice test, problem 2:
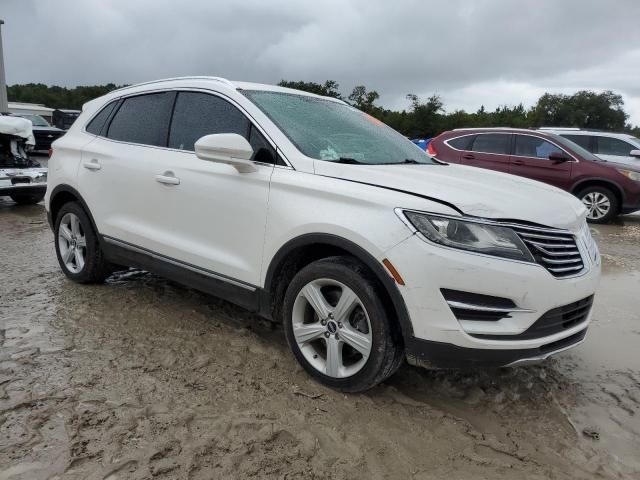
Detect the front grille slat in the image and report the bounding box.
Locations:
[513,225,585,278]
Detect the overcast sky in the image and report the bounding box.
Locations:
[3,0,640,125]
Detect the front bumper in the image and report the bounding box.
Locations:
[0,168,48,196]
[385,227,600,366]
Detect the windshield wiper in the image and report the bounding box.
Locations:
[334,157,366,164]
[379,158,426,165]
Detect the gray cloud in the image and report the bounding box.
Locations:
[3,0,640,124]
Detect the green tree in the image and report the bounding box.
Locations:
[347,85,380,113]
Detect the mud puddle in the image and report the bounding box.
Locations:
[1,201,639,479]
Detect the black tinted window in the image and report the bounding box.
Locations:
[169,92,249,151]
[448,135,474,150]
[248,125,276,164]
[470,134,510,154]
[86,101,117,136]
[515,135,563,159]
[561,134,592,151]
[107,93,174,146]
[597,136,635,156]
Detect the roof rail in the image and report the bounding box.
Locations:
[452,127,535,132]
[538,127,581,131]
[111,76,236,94]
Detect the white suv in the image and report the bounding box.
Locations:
[539,127,640,167]
[45,77,601,392]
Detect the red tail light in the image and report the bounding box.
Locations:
[427,141,437,156]
[48,147,53,158]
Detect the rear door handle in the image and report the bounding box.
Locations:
[155,171,180,185]
[83,159,101,171]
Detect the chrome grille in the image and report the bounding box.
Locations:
[513,225,584,278]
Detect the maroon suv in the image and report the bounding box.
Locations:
[429,128,640,223]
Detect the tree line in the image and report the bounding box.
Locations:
[8,81,639,138]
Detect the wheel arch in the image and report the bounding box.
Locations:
[571,178,625,207]
[261,233,414,341]
[48,185,99,235]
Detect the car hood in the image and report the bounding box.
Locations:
[316,162,587,231]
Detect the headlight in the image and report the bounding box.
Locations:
[617,169,640,182]
[402,211,534,262]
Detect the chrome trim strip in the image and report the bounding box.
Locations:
[505,337,586,367]
[102,236,257,291]
[446,300,534,314]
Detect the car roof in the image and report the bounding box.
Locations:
[538,128,638,140]
[107,76,347,104]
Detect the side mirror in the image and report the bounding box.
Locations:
[549,151,569,163]
[630,149,640,158]
[194,133,256,173]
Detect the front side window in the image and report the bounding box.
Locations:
[242,90,435,165]
[470,134,510,155]
[514,135,563,159]
[596,136,636,156]
[169,92,249,151]
[107,92,174,147]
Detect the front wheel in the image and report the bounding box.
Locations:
[282,256,402,392]
[10,192,45,205]
[578,186,619,224]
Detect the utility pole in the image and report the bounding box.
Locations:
[0,19,8,113]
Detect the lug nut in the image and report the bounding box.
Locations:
[328,313,334,319]
[321,319,327,326]
[324,332,330,338]
[338,322,343,329]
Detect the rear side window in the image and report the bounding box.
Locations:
[168,92,249,151]
[85,101,117,136]
[107,92,175,147]
[470,134,510,154]
[514,135,563,159]
[596,136,636,156]
[447,135,474,150]
[561,134,592,151]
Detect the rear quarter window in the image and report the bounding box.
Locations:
[85,101,118,136]
[447,135,474,150]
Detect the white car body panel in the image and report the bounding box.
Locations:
[45,77,601,367]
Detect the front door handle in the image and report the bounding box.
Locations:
[462,153,475,160]
[155,171,180,185]
[512,159,525,166]
[83,159,101,171]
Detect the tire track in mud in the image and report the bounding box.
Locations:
[1,201,640,479]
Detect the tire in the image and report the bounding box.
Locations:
[282,256,402,392]
[54,201,113,283]
[10,192,45,205]
[577,186,619,224]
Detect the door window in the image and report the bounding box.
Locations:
[248,124,277,164]
[470,134,510,154]
[561,134,592,152]
[107,92,175,147]
[447,135,474,150]
[596,136,636,156]
[168,92,249,151]
[514,135,563,159]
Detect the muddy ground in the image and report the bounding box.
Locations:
[1,199,639,480]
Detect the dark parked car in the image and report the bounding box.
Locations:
[429,128,640,223]
[15,114,65,153]
[52,109,81,130]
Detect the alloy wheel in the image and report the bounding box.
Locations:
[581,191,611,220]
[291,279,372,378]
[58,212,87,273]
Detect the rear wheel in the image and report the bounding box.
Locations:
[10,192,45,205]
[283,256,402,392]
[54,202,113,283]
[578,186,619,224]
